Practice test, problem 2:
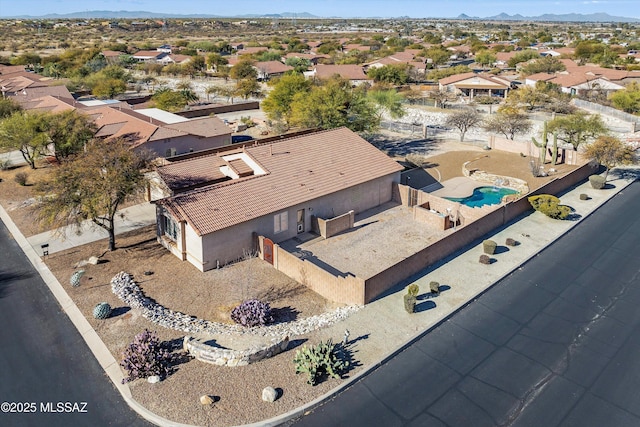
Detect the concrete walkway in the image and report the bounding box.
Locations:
[27,202,156,255]
[1,167,638,427]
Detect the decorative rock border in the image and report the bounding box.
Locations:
[462,161,529,195]
[110,271,360,338]
[183,336,290,366]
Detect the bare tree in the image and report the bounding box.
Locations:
[445,108,482,142]
[482,107,532,140]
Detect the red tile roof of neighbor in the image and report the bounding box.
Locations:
[156,127,403,236]
[254,61,294,74]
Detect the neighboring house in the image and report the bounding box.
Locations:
[364,50,426,74]
[283,52,330,66]
[306,64,372,86]
[253,61,293,80]
[132,50,167,63]
[157,54,192,66]
[238,46,269,56]
[439,72,511,99]
[153,127,403,271]
[90,106,232,157]
[0,71,73,105]
[157,44,172,54]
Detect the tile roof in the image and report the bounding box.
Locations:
[163,116,230,138]
[156,127,403,236]
[254,61,294,74]
[314,64,370,81]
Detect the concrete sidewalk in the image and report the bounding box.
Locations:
[27,202,156,255]
[1,167,638,427]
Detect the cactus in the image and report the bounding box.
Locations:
[70,270,85,287]
[532,121,560,166]
[293,339,349,386]
[93,302,112,319]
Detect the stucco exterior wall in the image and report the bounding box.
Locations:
[193,172,399,271]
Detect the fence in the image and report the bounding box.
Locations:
[258,162,598,305]
[573,99,640,132]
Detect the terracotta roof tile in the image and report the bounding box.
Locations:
[157,128,402,236]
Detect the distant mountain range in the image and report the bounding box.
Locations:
[2,10,639,22]
[458,12,640,23]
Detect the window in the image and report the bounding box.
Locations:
[163,214,178,241]
[273,211,288,234]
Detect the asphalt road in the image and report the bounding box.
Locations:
[288,180,640,427]
[0,220,151,427]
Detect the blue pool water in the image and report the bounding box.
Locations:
[445,186,518,207]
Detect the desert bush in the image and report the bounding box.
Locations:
[231,299,273,327]
[483,240,497,254]
[293,339,349,386]
[479,254,492,264]
[580,193,589,200]
[93,302,112,319]
[589,175,605,189]
[69,270,85,287]
[505,238,518,247]
[0,159,11,170]
[407,284,419,297]
[528,194,571,219]
[429,281,440,295]
[14,172,28,186]
[120,329,176,383]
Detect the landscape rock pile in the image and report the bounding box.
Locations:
[110,271,360,338]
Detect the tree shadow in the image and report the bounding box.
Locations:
[415,300,436,312]
[256,283,307,303]
[0,270,34,298]
[609,168,640,181]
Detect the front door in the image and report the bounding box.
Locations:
[296,209,305,234]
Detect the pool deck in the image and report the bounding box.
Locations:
[428,176,480,198]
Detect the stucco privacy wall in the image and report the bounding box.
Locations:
[260,162,597,305]
[258,236,367,305]
[314,210,355,238]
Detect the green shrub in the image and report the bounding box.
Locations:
[14,172,28,186]
[580,193,589,200]
[407,284,419,297]
[429,281,440,295]
[528,194,571,220]
[483,240,497,254]
[0,159,11,170]
[589,175,605,189]
[293,339,349,386]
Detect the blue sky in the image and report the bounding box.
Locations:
[1,0,638,18]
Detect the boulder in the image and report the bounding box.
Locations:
[88,256,100,265]
[200,395,214,405]
[147,375,161,384]
[262,386,278,403]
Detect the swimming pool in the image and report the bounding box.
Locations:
[445,186,518,207]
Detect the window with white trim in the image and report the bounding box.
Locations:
[273,211,288,234]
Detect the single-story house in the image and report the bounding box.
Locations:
[90,106,232,158]
[253,61,293,80]
[439,72,511,99]
[132,50,167,63]
[153,127,403,271]
[306,64,372,86]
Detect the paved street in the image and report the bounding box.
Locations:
[0,220,152,427]
[288,180,640,427]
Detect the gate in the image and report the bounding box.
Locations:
[263,238,274,265]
